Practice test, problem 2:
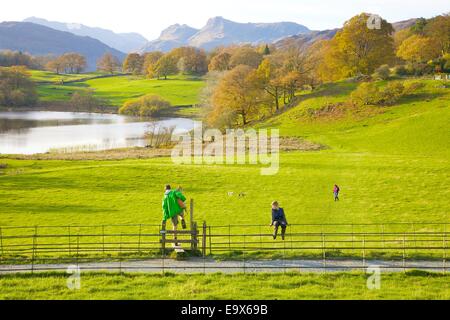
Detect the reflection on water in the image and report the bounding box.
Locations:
[0,111,195,154]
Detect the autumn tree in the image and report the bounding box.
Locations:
[323,13,395,80]
[256,57,283,111]
[45,57,65,74]
[0,66,37,106]
[60,53,86,74]
[123,53,144,75]
[0,50,33,67]
[169,47,208,75]
[229,46,263,69]
[208,51,231,71]
[97,53,121,74]
[397,35,441,64]
[154,54,178,79]
[424,14,450,56]
[143,51,164,78]
[211,65,269,126]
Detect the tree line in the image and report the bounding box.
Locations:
[202,13,449,129]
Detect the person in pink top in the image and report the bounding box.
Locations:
[333,184,340,201]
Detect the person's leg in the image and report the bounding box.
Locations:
[180,211,186,229]
[273,221,279,240]
[281,223,287,240]
[171,216,179,246]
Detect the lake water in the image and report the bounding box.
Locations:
[0,111,195,154]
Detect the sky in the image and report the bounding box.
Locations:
[1,0,449,40]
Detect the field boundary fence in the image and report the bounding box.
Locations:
[0,222,448,273]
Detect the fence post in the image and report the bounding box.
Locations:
[76,234,80,267]
[362,234,366,270]
[209,226,212,255]
[102,225,105,255]
[243,234,246,274]
[68,226,71,257]
[0,226,3,258]
[228,225,231,253]
[161,221,166,275]
[352,224,355,254]
[402,233,406,272]
[161,220,166,254]
[443,231,447,274]
[322,233,326,269]
[138,224,142,254]
[189,199,194,230]
[31,226,38,274]
[192,222,198,251]
[202,221,207,257]
[119,233,123,273]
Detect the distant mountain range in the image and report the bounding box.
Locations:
[0,16,419,70]
[140,16,310,52]
[24,17,148,53]
[0,22,126,70]
[275,18,418,49]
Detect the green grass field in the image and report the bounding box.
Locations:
[0,271,448,299]
[33,71,205,107]
[2,79,448,227]
[1,77,449,299]
[29,70,106,83]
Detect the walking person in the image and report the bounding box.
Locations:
[270,201,288,240]
[333,184,340,201]
[162,184,187,246]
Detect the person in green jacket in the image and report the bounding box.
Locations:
[162,185,187,245]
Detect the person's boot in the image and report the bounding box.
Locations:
[181,219,187,230]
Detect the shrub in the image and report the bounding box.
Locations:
[403,81,425,95]
[119,100,141,116]
[378,82,405,105]
[0,66,37,106]
[70,91,104,112]
[144,123,176,148]
[392,65,408,76]
[350,81,409,107]
[350,82,381,106]
[119,94,171,117]
[372,64,391,80]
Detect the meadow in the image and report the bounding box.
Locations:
[1,79,448,227]
[0,78,448,262]
[0,271,448,300]
[0,76,449,299]
[32,71,205,107]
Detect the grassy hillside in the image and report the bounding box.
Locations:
[0,271,448,300]
[33,71,205,107]
[262,79,450,158]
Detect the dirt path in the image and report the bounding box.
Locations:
[1,258,448,274]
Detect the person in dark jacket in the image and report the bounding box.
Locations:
[270,201,288,240]
[333,184,340,201]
